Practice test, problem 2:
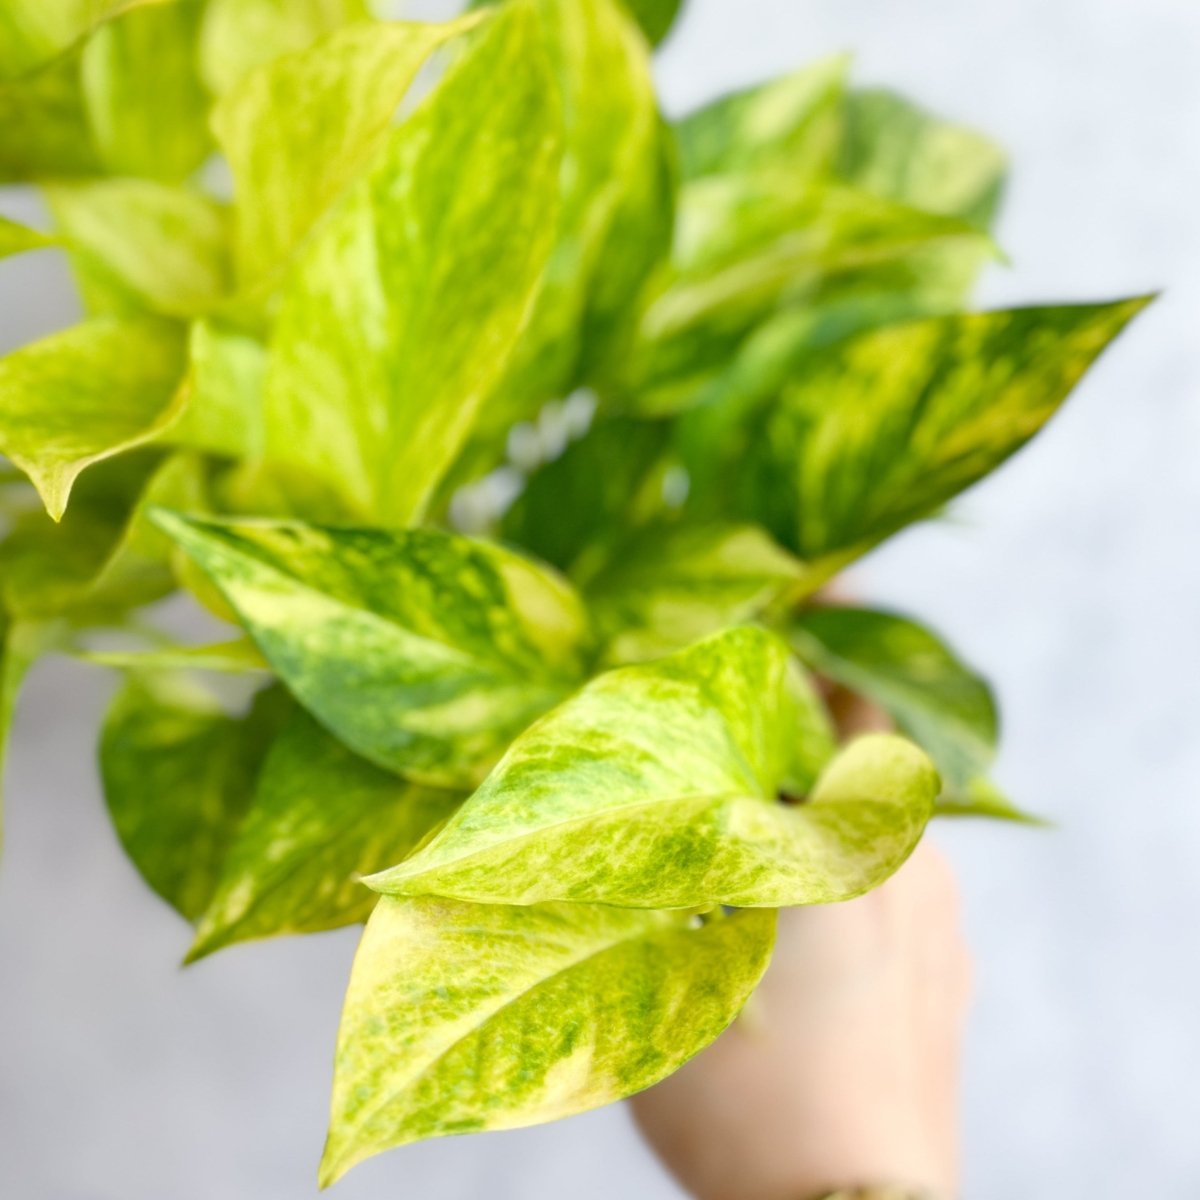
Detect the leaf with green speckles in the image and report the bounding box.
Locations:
[81,0,211,183]
[262,6,561,522]
[189,711,461,960]
[676,56,848,184]
[99,677,291,921]
[46,180,230,318]
[369,627,937,909]
[212,11,484,286]
[151,512,592,787]
[320,895,775,1182]
[0,317,187,520]
[0,214,54,260]
[478,0,671,434]
[789,605,996,790]
[198,0,369,94]
[586,522,806,664]
[716,299,1152,572]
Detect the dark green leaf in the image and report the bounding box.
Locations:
[499,416,671,573]
[618,0,683,46]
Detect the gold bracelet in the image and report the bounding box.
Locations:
[814,1189,940,1200]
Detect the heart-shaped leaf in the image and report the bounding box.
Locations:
[369,626,937,909]
[321,895,775,1183]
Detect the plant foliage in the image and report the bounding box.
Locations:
[0,0,1147,1183]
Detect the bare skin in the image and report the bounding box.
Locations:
[633,685,970,1200]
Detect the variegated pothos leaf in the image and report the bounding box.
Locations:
[369,626,938,909]
[150,511,592,787]
[320,896,775,1183]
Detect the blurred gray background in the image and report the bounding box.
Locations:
[2,0,1198,1197]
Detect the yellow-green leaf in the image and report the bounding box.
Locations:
[935,775,1047,825]
[46,179,230,317]
[0,0,152,80]
[369,627,937,909]
[622,180,993,416]
[0,316,187,520]
[0,51,99,181]
[0,450,202,618]
[676,55,848,183]
[0,214,55,260]
[167,319,266,459]
[150,512,591,787]
[479,0,671,433]
[587,522,805,663]
[836,87,1008,309]
[618,0,682,46]
[198,0,369,95]
[212,12,483,285]
[99,677,290,921]
[189,712,461,959]
[262,5,562,522]
[82,637,267,674]
[726,299,1153,567]
[790,605,997,789]
[840,88,1007,229]
[80,0,211,183]
[321,896,775,1181]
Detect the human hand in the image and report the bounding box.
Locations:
[631,839,971,1200]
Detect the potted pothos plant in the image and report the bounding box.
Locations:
[0,0,1148,1186]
